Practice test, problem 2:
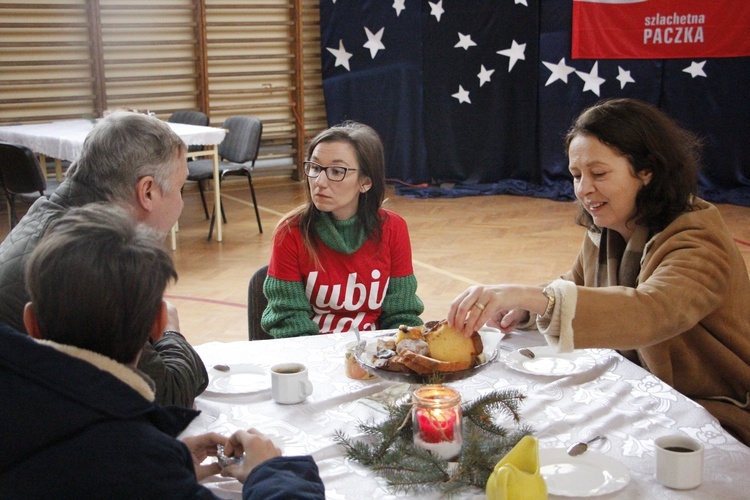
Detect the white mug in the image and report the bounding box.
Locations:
[654,435,704,490]
[271,363,313,404]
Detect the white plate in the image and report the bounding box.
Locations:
[539,448,630,497]
[504,346,596,376]
[205,364,269,395]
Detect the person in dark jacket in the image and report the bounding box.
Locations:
[0,205,325,499]
[0,110,207,408]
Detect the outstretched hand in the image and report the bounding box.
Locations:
[447,284,534,335]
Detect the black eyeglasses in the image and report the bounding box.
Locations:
[303,161,358,182]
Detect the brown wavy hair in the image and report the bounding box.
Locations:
[565,98,702,234]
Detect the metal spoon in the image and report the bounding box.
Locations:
[518,348,535,359]
[566,435,606,456]
[213,364,231,372]
[499,346,535,359]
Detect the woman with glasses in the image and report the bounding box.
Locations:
[261,121,424,337]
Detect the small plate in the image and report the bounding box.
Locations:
[205,364,269,395]
[539,448,630,497]
[504,346,596,376]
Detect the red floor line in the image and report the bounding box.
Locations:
[164,294,246,309]
[735,238,750,248]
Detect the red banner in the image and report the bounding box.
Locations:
[572,0,750,59]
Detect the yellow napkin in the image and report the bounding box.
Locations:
[486,435,548,500]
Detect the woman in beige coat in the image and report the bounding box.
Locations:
[448,98,750,446]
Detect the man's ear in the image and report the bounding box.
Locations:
[149,300,169,342]
[135,175,157,213]
[23,303,42,339]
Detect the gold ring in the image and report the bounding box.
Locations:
[474,302,486,311]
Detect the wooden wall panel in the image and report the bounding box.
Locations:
[98,1,201,116]
[0,1,95,123]
[0,0,326,177]
[204,0,325,176]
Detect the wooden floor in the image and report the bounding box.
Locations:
[3,176,749,347]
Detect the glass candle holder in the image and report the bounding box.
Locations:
[412,384,462,460]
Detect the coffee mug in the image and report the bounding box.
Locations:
[271,363,313,404]
[654,435,704,490]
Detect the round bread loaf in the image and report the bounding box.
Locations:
[424,321,483,365]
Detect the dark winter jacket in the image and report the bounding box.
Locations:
[0,178,208,407]
[0,324,325,499]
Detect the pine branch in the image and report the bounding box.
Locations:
[332,388,532,497]
[463,389,526,425]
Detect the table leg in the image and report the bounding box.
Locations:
[170,221,178,251]
[55,158,63,181]
[212,147,222,242]
[38,154,63,182]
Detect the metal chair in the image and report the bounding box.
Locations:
[187,115,263,240]
[168,110,209,129]
[247,264,272,341]
[0,141,60,229]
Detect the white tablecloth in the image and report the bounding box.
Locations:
[184,331,750,499]
[0,119,225,162]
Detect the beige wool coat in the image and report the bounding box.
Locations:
[540,198,750,446]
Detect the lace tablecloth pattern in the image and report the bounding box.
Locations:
[185,331,750,499]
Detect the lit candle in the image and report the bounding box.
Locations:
[412,385,462,460]
[416,407,457,442]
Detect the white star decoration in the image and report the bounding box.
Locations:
[497,40,526,72]
[616,66,635,89]
[392,0,405,16]
[327,39,353,71]
[575,62,606,96]
[455,33,476,50]
[429,1,444,22]
[542,58,576,86]
[477,65,495,87]
[452,85,471,104]
[323,5,713,103]
[683,61,707,78]
[363,27,385,59]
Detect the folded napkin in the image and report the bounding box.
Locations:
[486,435,548,500]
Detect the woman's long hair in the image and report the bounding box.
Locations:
[275,121,386,267]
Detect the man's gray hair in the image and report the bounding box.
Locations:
[68,111,186,202]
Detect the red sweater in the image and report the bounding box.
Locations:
[267,209,421,334]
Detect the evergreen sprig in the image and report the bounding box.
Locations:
[333,389,531,497]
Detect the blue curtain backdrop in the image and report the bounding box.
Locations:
[320,0,750,206]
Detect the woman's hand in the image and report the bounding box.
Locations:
[488,309,529,333]
[220,428,282,484]
[447,284,540,335]
[182,432,225,481]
